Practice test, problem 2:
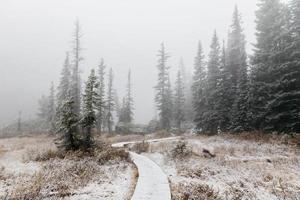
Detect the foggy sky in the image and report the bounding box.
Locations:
[0,0,259,126]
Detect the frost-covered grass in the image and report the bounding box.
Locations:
[0,135,137,200]
[143,134,300,200]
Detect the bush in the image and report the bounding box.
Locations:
[172,182,221,200]
[171,141,192,159]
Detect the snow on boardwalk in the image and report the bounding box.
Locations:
[130,152,171,200]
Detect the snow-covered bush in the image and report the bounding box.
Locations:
[171,140,192,159]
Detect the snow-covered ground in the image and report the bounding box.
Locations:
[142,135,300,200]
[0,135,136,200]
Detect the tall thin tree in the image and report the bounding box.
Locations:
[155,43,172,130]
[106,68,114,133]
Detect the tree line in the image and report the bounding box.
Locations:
[38,21,134,150]
[155,0,300,134]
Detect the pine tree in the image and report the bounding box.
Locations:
[179,59,193,123]
[174,70,185,131]
[119,97,126,123]
[114,89,121,121]
[38,95,49,122]
[230,52,250,132]
[96,58,106,133]
[192,41,207,131]
[250,0,288,131]
[48,82,56,133]
[203,31,221,134]
[106,68,114,133]
[226,6,249,132]
[124,69,134,123]
[81,69,99,149]
[70,20,83,118]
[57,92,79,151]
[165,75,173,127]
[218,42,232,131]
[57,52,71,110]
[263,1,300,132]
[155,43,172,130]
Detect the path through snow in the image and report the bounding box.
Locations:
[130,152,171,200]
[112,137,180,200]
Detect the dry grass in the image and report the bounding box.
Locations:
[99,133,144,144]
[171,182,221,200]
[143,133,300,200]
[130,141,150,154]
[0,135,134,200]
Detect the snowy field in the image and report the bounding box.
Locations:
[142,134,300,200]
[0,133,299,200]
[0,135,136,200]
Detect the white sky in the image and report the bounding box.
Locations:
[0,0,260,126]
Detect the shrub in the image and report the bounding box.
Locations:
[171,141,192,159]
[172,182,221,200]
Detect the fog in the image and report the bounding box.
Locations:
[0,0,258,126]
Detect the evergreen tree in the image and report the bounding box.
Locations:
[96,58,106,133]
[225,6,249,132]
[165,74,173,127]
[263,1,300,132]
[57,52,71,110]
[230,51,250,132]
[179,59,193,123]
[81,69,99,149]
[48,82,56,133]
[174,70,185,131]
[203,31,221,134]
[38,94,49,122]
[106,68,114,133]
[250,0,289,131]
[124,69,134,123]
[119,97,127,123]
[155,43,172,130]
[192,41,207,131]
[114,89,121,121]
[218,42,232,131]
[57,92,79,151]
[70,20,83,118]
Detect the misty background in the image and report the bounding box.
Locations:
[0,0,259,126]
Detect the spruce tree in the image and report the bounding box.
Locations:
[192,41,207,131]
[263,1,300,132]
[250,0,288,131]
[114,89,121,121]
[165,74,173,128]
[203,31,221,134]
[96,58,106,133]
[57,92,79,151]
[81,69,99,149]
[106,68,114,133]
[174,70,185,131]
[48,82,56,133]
[155,43,172,130]
[38,95,49,122]
[124,70,134,123]
[70,20,83,118]
[179,59,193,123]
[218,42,232,131]
[57,52,71,111]
[226,6,249,132]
